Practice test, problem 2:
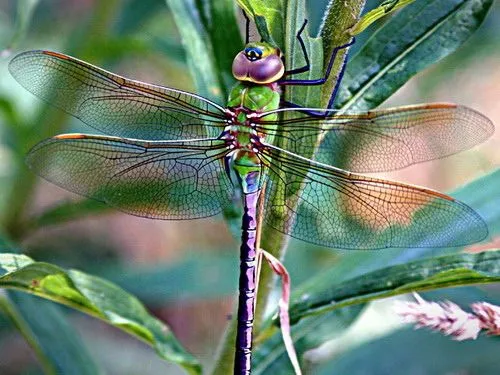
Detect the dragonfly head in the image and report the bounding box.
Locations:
[232,42,284,84]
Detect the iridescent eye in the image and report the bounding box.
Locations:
[244,47,262,61]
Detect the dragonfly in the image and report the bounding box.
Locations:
[9,19,493,375]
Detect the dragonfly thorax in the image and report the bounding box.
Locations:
[222,108,262,152]
[222,106,268,195]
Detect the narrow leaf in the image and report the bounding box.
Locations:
[0,253,201,375]
[236,0,285,47]
[165,0,222,103]
[207,0,243,94]
[288,251,500,324]
[0,240,101,374]
[5,292,104,375]
[338,0,494,111]
[349,0,416,36]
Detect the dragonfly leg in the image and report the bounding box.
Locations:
[279,38,355,86]
[242,9,250,44]
[283,19,310,76]
[279,38,355,117]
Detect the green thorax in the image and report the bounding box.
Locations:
[227,82,280,118]
[224,82,280,194]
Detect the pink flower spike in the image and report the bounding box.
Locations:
[472,302,500,335]
[394,293,481,341]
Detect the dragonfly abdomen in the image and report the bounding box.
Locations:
[234,190,260,375]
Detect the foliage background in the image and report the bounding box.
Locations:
[0,0,499,374]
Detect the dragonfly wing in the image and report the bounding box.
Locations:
[27,135,232,219]
[258,104,493,172]
[9,51,227,140]
[261,145,487,249]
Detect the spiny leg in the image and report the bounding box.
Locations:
[242,9,250,44]
[280,38,355,117]
[282,19,310,76]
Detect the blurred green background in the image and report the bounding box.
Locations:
[0,0,499,374]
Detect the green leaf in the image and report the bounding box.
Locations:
[338,0,494,111]
[206,0,243,94]
[287,250,500,324]
[349,0,416,36]
[236,0,285,47]
[4,292,104,375]
[165,0,222,104]
[0,253,201,375]
[253,251,500,372]
[0,240,101,374]
[283,0,324,109]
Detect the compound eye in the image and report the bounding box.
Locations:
[244,47,263,61]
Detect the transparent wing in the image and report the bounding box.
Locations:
[27,134,233,219]
[9,50,227,140]
[261,145,487,249]
[257,104,493,172]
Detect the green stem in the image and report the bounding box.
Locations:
[211,1,366,373]
[320,0,367,108]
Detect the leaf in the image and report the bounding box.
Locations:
[206,0,243,94]
[5,292,104,375]
[236,0,285,47]
[165,0,222,103]
[349,0,416,36]
[287,250,500,324]
[253,251,500,372]
[0,253,201,375]
[283,0,324,109]
[338,0,495,111]
[0,239,101,374]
